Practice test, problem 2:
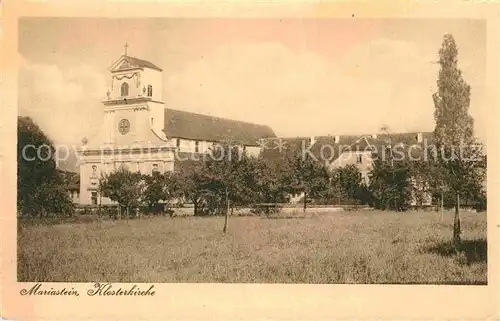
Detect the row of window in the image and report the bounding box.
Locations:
[174,139,248,154]
[91,163,162,176]
[176,139,201,153]
[120,82,153,97]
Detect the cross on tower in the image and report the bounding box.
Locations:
[124,42,129,56]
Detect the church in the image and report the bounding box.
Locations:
[77,51,276,205]
[77,48,438,207]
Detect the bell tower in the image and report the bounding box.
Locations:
[101,44,165,145]
[77,45,174,206]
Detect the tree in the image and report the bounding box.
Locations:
[202,141,255,232]
[324,165,374,206]
[331,165,363,203]
[411,153,450,216]
[176,142,257,231]
[408,158,434,208]
[176,160,209,216]
[226,154,261,212]
[99,168,146,219]
[369,153,412,211]
[143,171,181,214]
[26,183,75,218]
[17,116,74,216]
[253,157,288,204]
[432,34,484,246]
[282,152,329,212]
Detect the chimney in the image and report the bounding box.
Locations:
[310,136,316,146]
[334,135,340,144]
[417,133,423,143]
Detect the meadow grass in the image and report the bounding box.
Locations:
[17,209,487,284]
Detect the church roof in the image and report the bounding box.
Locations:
[122,55,163,71]
[163,109,277,146]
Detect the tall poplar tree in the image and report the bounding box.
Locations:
[432,34,484,246]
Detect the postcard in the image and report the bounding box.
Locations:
[1,1,499,320]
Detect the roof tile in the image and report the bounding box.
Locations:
[164,109,276,146]
[123,55,163,71]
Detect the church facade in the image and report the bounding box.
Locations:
[77,53,276,205]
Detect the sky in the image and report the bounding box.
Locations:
[18,17,487,168]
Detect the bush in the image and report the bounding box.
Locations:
[250,203,283,215]
[369,159,412,212]
[143,203,165,214]
[100,205,119,217]
[21,184,74,217]
[355,184,374,206]
[473,192,487,212]
[432,191,457,209]
[313,198,359,206]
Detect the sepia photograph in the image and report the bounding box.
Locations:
[16,16,488,285]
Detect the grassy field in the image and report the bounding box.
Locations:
[17,209,487,284]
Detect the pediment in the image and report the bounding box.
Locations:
[109,56,141,72]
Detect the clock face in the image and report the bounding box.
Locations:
[118,119,130,135]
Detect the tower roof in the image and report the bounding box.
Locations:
[109,55,163,72]
[122,55,163,71]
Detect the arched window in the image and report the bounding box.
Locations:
[147,85,153,97]
[121,82,129,97]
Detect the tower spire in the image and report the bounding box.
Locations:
[124,42,129,56]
